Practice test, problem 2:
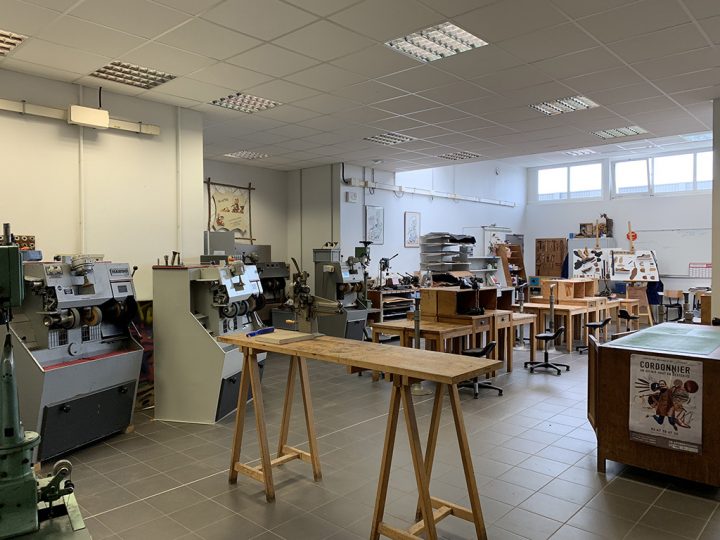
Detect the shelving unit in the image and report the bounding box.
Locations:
[468,254,504,287]
[367,288,416,323]
[497,243,528,286]
[420,232,472,272]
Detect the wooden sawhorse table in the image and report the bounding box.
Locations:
[218,333,501,540]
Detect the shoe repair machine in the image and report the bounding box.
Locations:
[1,223,90,539]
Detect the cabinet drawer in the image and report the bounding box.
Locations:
[495,313,511,324]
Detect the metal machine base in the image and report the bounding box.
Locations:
[17,478,90,539]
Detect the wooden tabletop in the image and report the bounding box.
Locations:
[371,319,473,333]
[516,302,588,314]
[511,312,536,322]
[218,333,502,385]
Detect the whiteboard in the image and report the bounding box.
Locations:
[633,229,711,276]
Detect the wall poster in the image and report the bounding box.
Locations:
[365,205,384,245]
[629,354,702,454]
[207,180,254,241]
[404,212,420,248]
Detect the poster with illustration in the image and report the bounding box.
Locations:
[404,212,420,247]
[610,250,659,281]
[629,354,702,454]
[209,184,252,240]
[365,205,384,245]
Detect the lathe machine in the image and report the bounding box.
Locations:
[153,260,266,424]
[8,254,143,462]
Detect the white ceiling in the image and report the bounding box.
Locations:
[1,0,719,171]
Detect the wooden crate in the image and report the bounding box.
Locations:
[535,238,567,277]
[420,288,439,316]
[437,288,477,316]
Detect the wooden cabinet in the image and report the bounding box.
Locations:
[535,238,567,277]
[367,289,416,322]
[497,243,527,285]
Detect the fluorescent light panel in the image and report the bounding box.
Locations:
[364,132,416,146]
[591,126,648,139]
[385,22,488,63]
[211,92,281,113]
[90,61,176,89]
[564,148,597,156]
[224,150,269,160]
[438,151,480,160]
[0,29,26,56]
[530,95,599,116]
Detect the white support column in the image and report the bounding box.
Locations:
[713,99,720,319]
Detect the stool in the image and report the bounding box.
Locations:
[618,309,639,331]
[577,317,612,354]
[525,327,568,375]
[459,342,503,397]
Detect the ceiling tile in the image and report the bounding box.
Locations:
[139,90,202,108]
[670,85,720,105]
[152,0,222,15]
[1,57,83,82]
[374,94,438,115]
[585,82,662,105]
[203,115,286,138]
[279,138,325,150]
[254,105,320,124]
[158,19,260,60]
[632,47,719,80]
[330,44,420,78]
[370,116,426,132]
[563,66,646,93]
[246,79,319,103]
[398,124,454,139]
[436,116,496,132]
[698,16,720,44]
[505,81,579,104]
[226,44,319,78]
[682,0,720,20]
[483,105,543,124]
[497,23,598,63]
[533,47,624,80]
[608,96,677,116]
[460,0,566,43]
[295,115,349,131]
[77,75,147,96]
[35,16,143,58]
[266,124,323,139]
[284,64,365,91]
[283,0,361,16]
[378,66,461,93]
[549,0,631,19]
[464,125,518,138]
[187,63,271,91]
[70,0,190,38]
[608,23,708,64]
[119,42,215,75]
[0,0,59,35]
[425,132,477,145]
[330,0,444,41]
[453,95,519,116]
[292,93,358,113]
[147,77,235,102]
[23,0,77,11]
[653,68,720,94]
[577,0,690,43]
[274,21,373,62]
[10,38,109,74]
[332,106,394,123]
[434,45,524,79]
[418,81,491,104]
[202,0,317,40]
[331,80,407,104]
[405,106,468,124]
[418,0,496,17]
[473,64,553,92]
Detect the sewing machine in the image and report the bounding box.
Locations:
[7,254,142,462]
[153,261,266,424]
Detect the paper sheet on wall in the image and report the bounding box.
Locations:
[610,250,659,282]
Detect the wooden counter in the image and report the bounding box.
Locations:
[218,332,502,539]
[588,323,720,486]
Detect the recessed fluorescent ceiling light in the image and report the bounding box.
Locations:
[530,96,599,116]
[564,148,598,156]
[364,132,416,145]
[591,126,648,139]
[438,151,480,160]
[224,150,269,160]
[385,22,488,63]
[682,132,712,142]
[211,92,281,113]
[90,61,176,89]
[0,29,26,56]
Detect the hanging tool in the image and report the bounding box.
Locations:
[171,251,179,266]
[164,255,169,266]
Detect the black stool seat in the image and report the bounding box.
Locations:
[525,327,569,375]
[577,317,612,353]
[459,342,502,398]
[618,308,639,331]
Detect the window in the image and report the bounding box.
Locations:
[537,163,602,201]
[613,150,712,196]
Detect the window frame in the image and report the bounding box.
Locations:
[533,160,605,203]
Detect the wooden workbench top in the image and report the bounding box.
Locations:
[218,333,502,385]
[603,322,720,359]
[516,302,588,313]
[371,319,473,332]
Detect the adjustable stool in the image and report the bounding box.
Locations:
[618,308,639,331]
[577,317,612,354]
[525,327,568,375]
[459,342,502,397]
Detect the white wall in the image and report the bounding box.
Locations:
[203,160,289,262]
[339,162,527,281]
[0,69,204,300]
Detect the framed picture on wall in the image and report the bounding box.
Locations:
[404,212,420,247]
[365,205,384,245]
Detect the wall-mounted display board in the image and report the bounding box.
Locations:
[571,248,659,281]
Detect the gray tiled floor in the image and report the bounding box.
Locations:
[60,342,720,539]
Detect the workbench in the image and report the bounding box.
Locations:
[218,332,501,540]
[371,319,473,353]
[588,323,720,486]
[516,302,589,352]
[509,312,537,369]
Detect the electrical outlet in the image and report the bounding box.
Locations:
[345,191,358,203]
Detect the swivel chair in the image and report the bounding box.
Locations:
[618,308,639,331]
[459,341,502,397]
[577,317,612,354]
[525,327,569,374]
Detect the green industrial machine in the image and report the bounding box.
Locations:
[0,224,89,539]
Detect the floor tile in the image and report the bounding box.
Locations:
[494,507,562,540]
[567,506,635,539]
[195,514,267,540]
[519,492,582,522]
[638,505,707,539]
[271,512,343,540]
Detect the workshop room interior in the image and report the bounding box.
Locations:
[2,1,720,539]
